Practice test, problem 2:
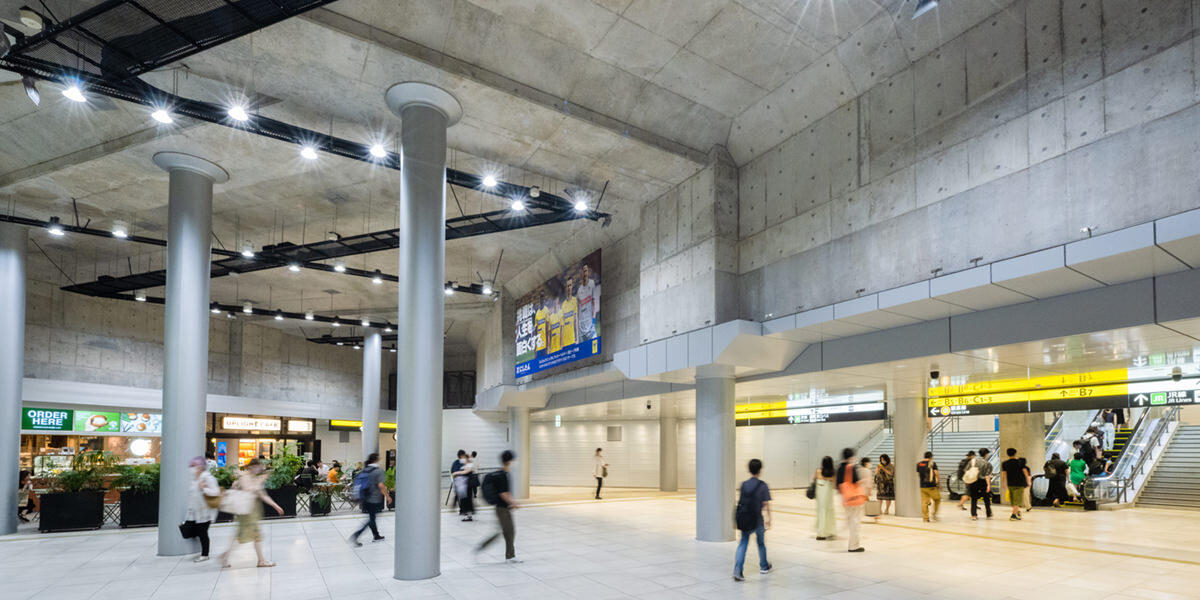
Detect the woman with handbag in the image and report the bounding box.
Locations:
[183,456,221,562]
[218,459,284,568]
[813,456,837,541]
[593,448,609,500]
[873,454,895,517]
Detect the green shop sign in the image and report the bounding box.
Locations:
[22,408,73,431]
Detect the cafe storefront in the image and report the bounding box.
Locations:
[20,406,163,476]
[207,413,317,467]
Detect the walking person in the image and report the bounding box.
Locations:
[837,448,867,553]
[1020,458,1033,512]
[813,456,837,541]
[964,448,994,521]
[184,456,220,562]
[916,452,940,522]
[592,448,609,500]
[955,450,976,510]
[477,450,520,563]
[452,450,475,521]
[732,459,772,582]
[873,454,895,516]
[218,459,283,568]
[1043,452,1070,507]
[1000,448,1029,521]
[468,451,481,499]
[1101,409,1117,452]
[349,453,388,546]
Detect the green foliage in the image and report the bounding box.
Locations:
[211,466,237,489]
[385,467,395,490]
[112,464,160,494]
[264,442,304,490]
[54,450,119,492]
[311,489,332,511]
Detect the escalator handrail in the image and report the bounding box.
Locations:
[1096,406,1181,503]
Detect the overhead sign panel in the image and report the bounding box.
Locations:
[928,377,1198,416]
[737,395,887,427]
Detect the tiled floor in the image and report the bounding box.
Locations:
[2,488,1197,600]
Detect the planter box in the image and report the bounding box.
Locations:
[39,491,105,533]
[216,511,234,523]
[263,486,297,519]
[309,493,332,517]
[119,491,159,528]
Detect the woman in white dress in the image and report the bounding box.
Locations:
[185,456,221,562]
[593,448,609,500]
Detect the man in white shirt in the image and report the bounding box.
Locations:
[576,265,599,341]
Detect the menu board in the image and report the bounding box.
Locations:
[73,411,120,432]
[21,406,162,435]
[22,408,73,431]
[121,412,162,434]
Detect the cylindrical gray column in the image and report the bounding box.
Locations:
[154,152,227,556]
[659,397,678,492]
[0,223,26,535]
[893,396,926,518]
[361,328,382,460]
[509,406,531,499]
[998,412,1044,505]
[695,365,735,542]
[385,82,461,581]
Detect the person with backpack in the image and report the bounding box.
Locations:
[1043,452,1070,507]
[732,459,773,582]
[964,448,993,521]
[837,448,867,553]
[348,453,387,547]
[916,452,940,522]
[955,450,976,511]
[477,450,520,563]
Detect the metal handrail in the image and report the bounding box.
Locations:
[928,415,961,450]
[1094,406,1180,504]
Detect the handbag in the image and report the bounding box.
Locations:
[204,491,222,510]
[178,521,198,539]
[839,464,867,507]
[864,499,881,517]
[601,466,608,478]
[219,487,255,515]
[805,479,816,500]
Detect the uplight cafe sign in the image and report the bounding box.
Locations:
[221,416,282,431]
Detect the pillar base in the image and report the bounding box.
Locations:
[385,83,463,125]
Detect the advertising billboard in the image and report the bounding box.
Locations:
[515,250,601,377]
[22,408,73,431]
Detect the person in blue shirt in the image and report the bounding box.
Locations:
[733,459,773,582]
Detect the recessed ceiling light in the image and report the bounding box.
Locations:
[482,174,498,188]
[227,104,249,122]
[300,146,318,160]
[61,83,85,103]
[369,144,387,158]
[150,108,173,124]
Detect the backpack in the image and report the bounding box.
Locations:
[838,463,867,507]
[734,479,764,532]
[352,468,372,503]
[481,470,505,506]
[962,459,980,484]
[1044,461,1058,478]
[917,460,936,484]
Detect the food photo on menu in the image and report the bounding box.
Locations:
[73,411,120,433]
[121,412,162,433]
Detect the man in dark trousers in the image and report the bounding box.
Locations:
[348,453,387,546]
[477,450,521,563]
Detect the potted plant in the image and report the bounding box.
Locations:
[210,465,238,523]
[385,467,395,510]
[114,464,160,528]
[40,450,117,532]
[309,487,332,516]
[262,444,303,518]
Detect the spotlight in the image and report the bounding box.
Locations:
[369,144,387,159]
[22,76,39,106]
[912,0,937,18]
[482,174,498,188]
[61,82,85,103]
[326,231,340,241]
[389,347,397,353]
[353,345,361,350]
[336,342,344,346]
[46,216,64,236]
[481,281,493,296]
[288,262,301,272]
[529,185,540,198]
[211,303,222,314]
[333,259,346,273]
[511,199,525,211]
[274,310,284,321]
[574,199,588,212]
[361,318,370,327]
[372,270,383,284]
[243,302,253,314]
[135,290,147,302]
[111,220,129,239]
[300,146,318,160]
[332,318,341,327]
[240,241,254,258]
[150,108,173,124]
[444,284,455,296]
[227,104,249,122]
[384,325,392,333]
[304,311,314,321]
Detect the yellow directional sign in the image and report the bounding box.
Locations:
[927,368,1128,398]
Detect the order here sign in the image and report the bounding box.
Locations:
[23,408,73,431]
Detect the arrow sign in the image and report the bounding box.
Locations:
[930,408,939,416]
[1133,394,1148,406]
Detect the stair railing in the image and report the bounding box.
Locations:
[852,418,890,457]
[927,415,960,451]
[1093,406,1181,504]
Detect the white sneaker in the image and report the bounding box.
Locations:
[506,557,523,564]
[192,556,209,563]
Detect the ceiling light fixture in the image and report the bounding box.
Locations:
[288,262,301,272]
[384,325,392,333]
[361,318,370,327]
[389,347,397,353]
[211,303,222,314]
[573,199,588,212]
[336,342,344,346]
[22,76,39,106]
[242,301,253,314]
[227,104,249,122]
[135,290,147,302]
[274,310,284,321]
[304,311,314,321]
[300,145,318,160]
[511,199,525,211]
[481,174,498,188]
[481,281,493,296]
[912,0,938,18]
[332,318,340,327]
[240,241,254,258]
[46,216,64,236]
[61,82,86,103]
[444,283,455,296]
[353,345,361,350]
[372,270,383,284]
[369,144,387,159]
[111,220,129,239]
[529,186,540,198]
[150,108,173,124]
[20,7,44,30]
[333,259,346,273]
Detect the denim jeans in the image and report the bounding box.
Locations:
[733,522,767,576]
[352,501,383,541]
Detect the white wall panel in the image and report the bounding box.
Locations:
[443,409,510,472]
[531,420,662,487]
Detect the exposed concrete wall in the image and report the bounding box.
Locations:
[638,147,739,343]
[738,0,1200,320]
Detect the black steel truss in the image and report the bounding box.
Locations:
[310,333,399,345]
[97,291,395,330]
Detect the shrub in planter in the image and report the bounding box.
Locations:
[113,464,160,528]
[263,487,297,518]
[210,466,238,523]
[40,451,117,533]
[261,443,303,519]
[309,489,332,516]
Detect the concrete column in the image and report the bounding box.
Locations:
[659,397,678,492]
[998,413,1044,504]
[153,152,227,556]
[892,397,925,519]
[695,365,735,542]
[508,406,531,499]
[361,328,381,460]
[0,223,26,536]
[385,82,461,581]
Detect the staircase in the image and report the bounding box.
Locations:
[1138,426,1200,510]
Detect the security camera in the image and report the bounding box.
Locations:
[646,400,652,410]
[929,369,940,381]
[1172,366,1182,382]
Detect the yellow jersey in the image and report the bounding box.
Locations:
[560,297,578,347]
[548,309,563,353]
[535,307,548,352]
